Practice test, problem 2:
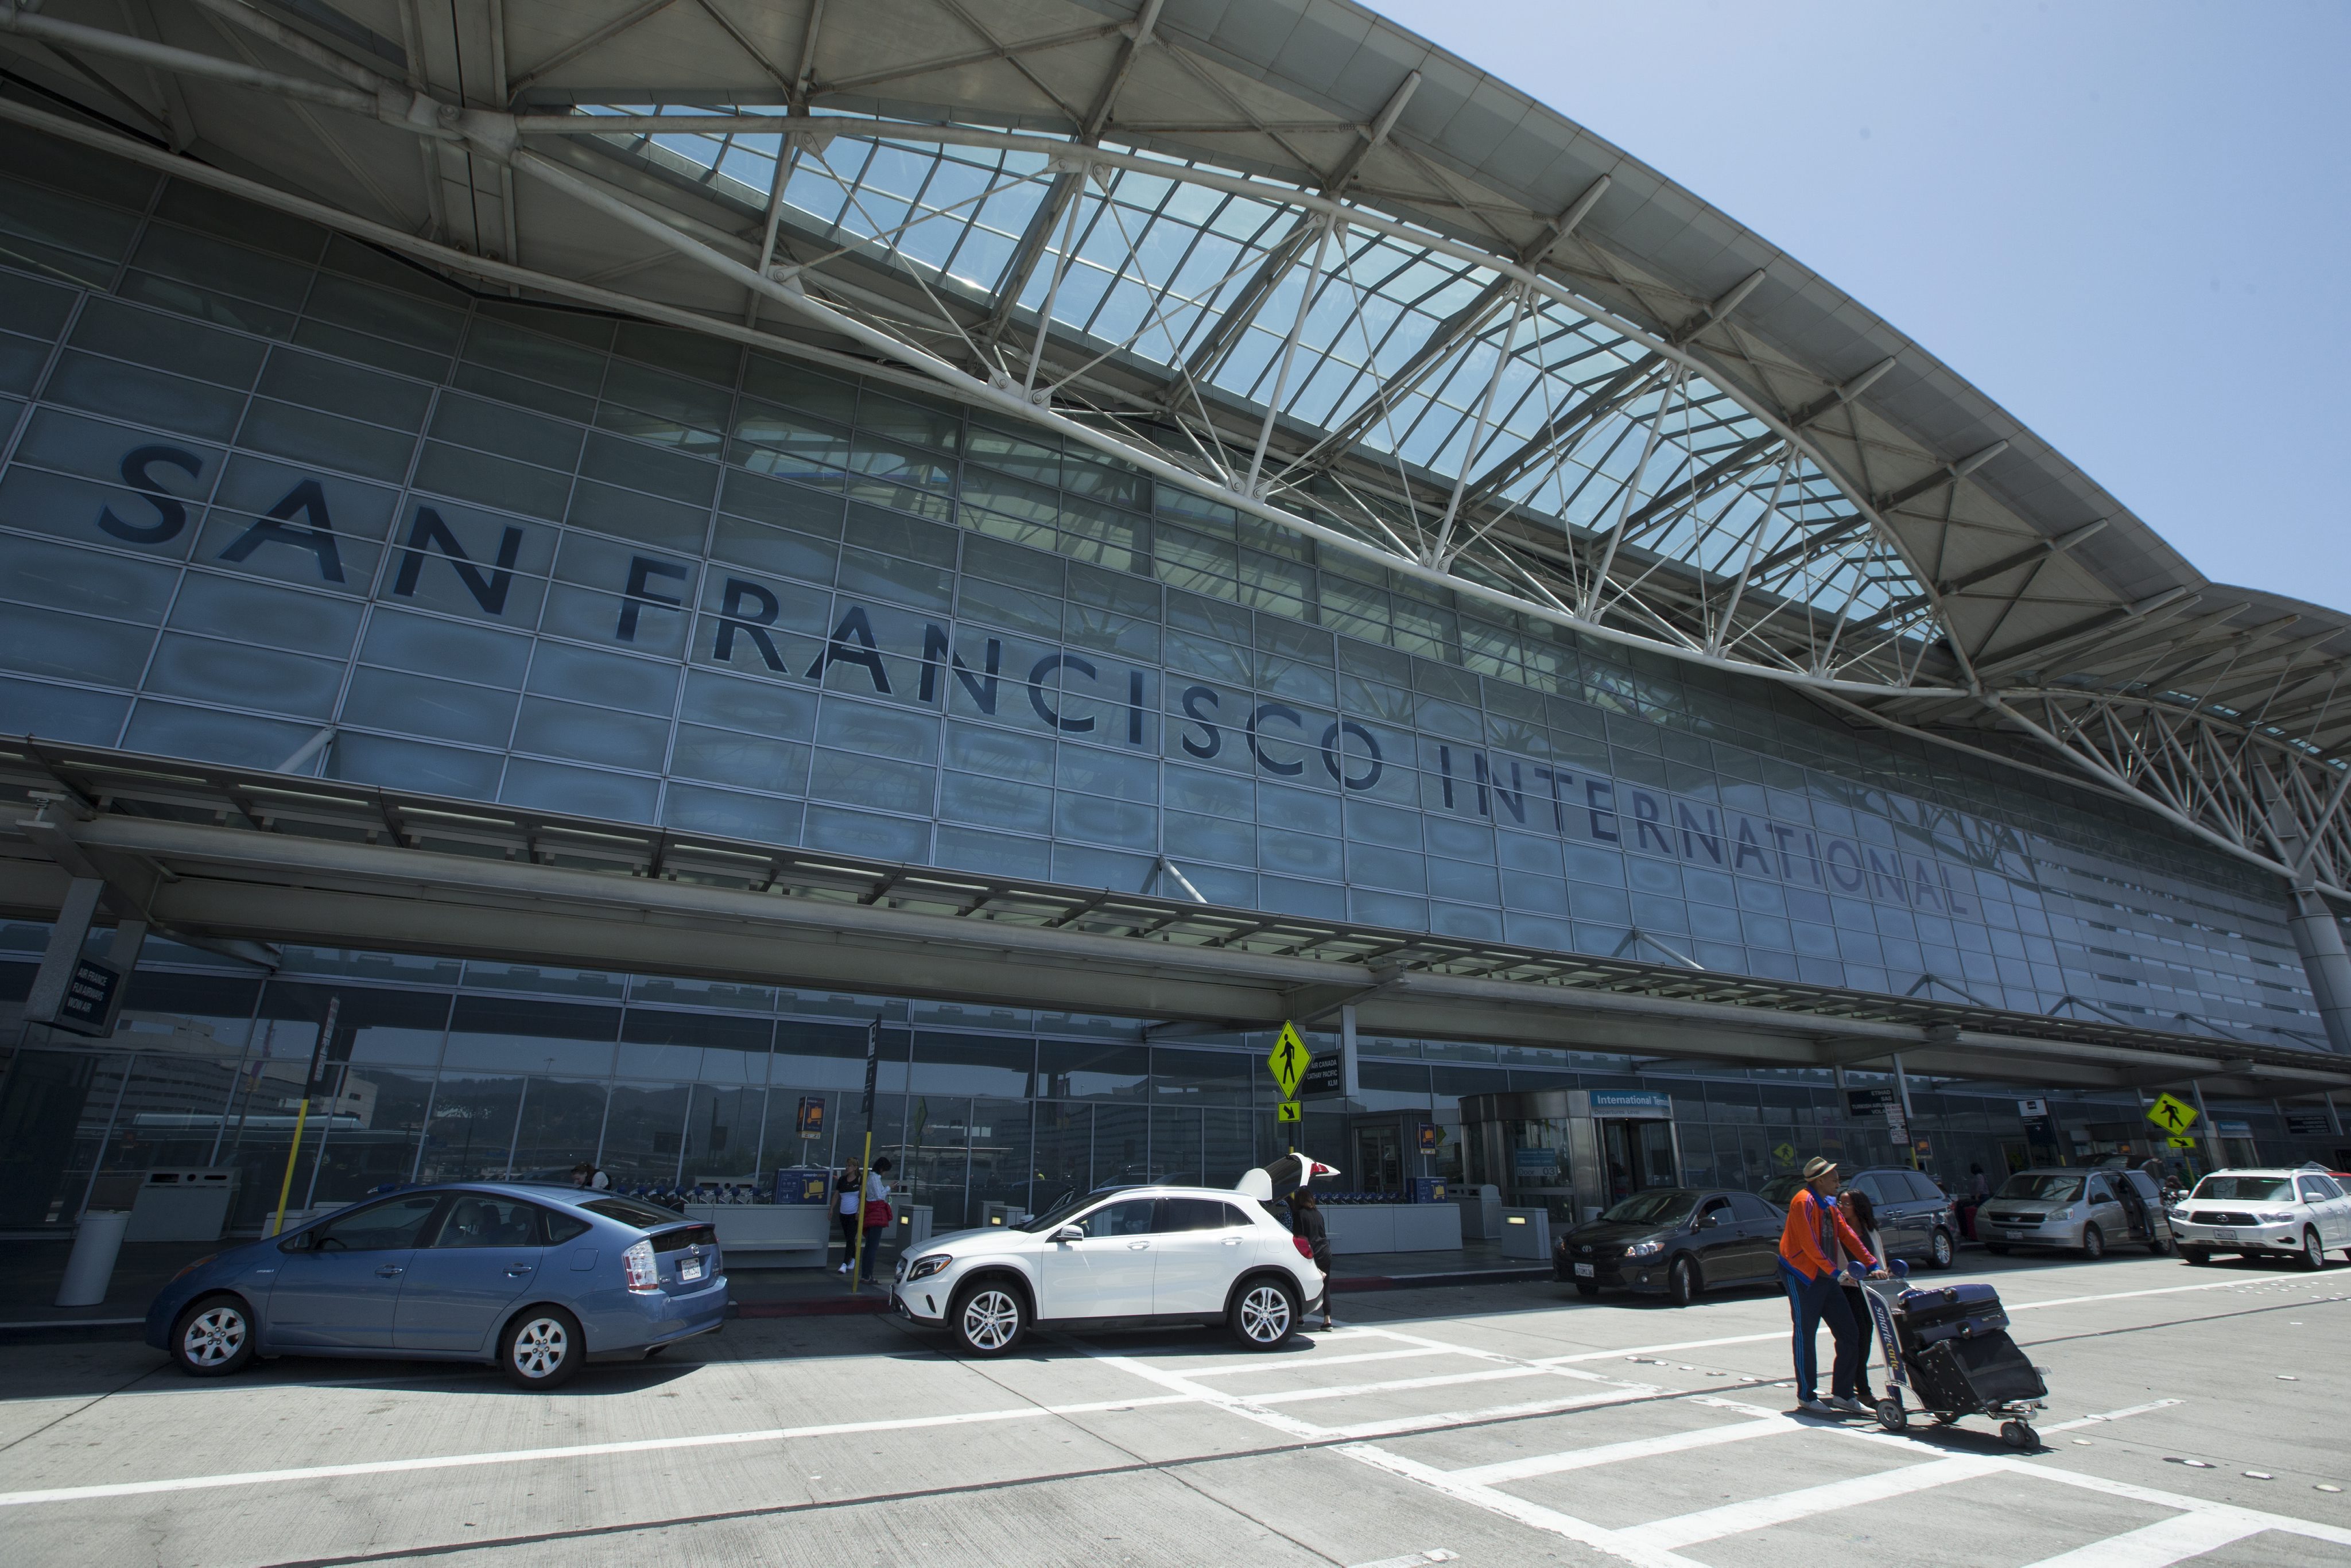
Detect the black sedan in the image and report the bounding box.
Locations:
[1554,1188,1786,1306]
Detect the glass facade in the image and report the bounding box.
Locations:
[0,126,2325,1048]
[4,932,2342,1239]
[2,125,2343,1236]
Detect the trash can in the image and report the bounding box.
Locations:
[894,1204,932,1255]
[126,1168,240,1243]
[979,1201,1026,1228]
[1456,1183,1502,1240]
[56,1209,131,1307]
[1497,1206,1551,1260]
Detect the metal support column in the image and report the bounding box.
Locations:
[2190,1079,2221,1172]
[22,877,104,1026]
[2287,887,2351,1054]
[1339,1004,1360,1100]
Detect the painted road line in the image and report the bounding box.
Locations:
[1181,1346,1471,1377]
[2012,1510,2268,1567]
[1449,1413,1801,1485]
[1344,1551,1458,1568]
[1339,1443,1709,1568]
[2043,1399,2186,1433]
[1534,1276,2282,1367]
[0,1392,1201,1509]
[1621,1454,2004,1550]
[1248,1366,1554,1405]
[1320,1385,1665,1441]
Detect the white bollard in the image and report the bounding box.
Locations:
[56,1209,131,1307]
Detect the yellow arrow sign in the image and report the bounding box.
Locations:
[1276,1099,1302,1124]
[2146,1093,2197,1134]
[2166,1134,2198,1149]
[1267,1021,1311,1098]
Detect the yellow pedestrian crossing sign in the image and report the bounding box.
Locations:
[1267,1022,1311,1099]
[1276,1100,1302,1124]
[2146,1093,2197,1135]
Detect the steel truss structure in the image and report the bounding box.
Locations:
[1,0,2346,914]
[6,738,2345,1098]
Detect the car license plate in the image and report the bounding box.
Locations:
[678,1256,704,1282]
[1573,1262,1595,1278]
[2005,1230,2026,1240]
[2213,1229,2236,1243]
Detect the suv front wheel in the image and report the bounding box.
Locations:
[1229,1276,1299,1349]
[951,1279,1028,1356]
[1926,1227,1956,1270]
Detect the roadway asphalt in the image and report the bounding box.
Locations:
[1,1249,2345,1567]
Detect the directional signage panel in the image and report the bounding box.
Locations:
[1275,1100,1302,1124]
[2146,1093,2197,1135]
[1299,1054,1344,1099]
[1267,1022,1310,1099]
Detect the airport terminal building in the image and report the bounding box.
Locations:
[2,0,2348,1237]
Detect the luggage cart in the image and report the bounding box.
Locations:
[1860,1278,2048,1449]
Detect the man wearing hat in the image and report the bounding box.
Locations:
[1778,1156,1884,1416]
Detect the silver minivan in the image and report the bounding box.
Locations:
[1978,1167,2172,1259]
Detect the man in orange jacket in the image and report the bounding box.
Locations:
[1779,1155,1885,1416]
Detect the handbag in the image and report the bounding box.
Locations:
[863,1198,893,1228]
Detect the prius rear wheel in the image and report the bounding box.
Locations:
[501,1307,582,1389]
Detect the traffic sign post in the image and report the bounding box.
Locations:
[1267,1021,1310,1099]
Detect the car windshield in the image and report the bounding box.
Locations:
[1600,1190,1699,1226]
[2189,1175,2291,1202]
[577,1196,681,1229]
[1994,1174,2082,1202]
[1015,1195,1096,1233]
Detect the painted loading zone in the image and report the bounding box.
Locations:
[3,1270,2346,1568]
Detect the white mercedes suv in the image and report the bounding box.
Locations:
[2168,1168,2351,1269]
[889,1186,1325,1356]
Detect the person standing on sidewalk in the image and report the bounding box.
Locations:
[1779,1156,1884,1416]
[835,1159,863,1274]
[859,1156,895,1270]
[1289,1185,1335,1330]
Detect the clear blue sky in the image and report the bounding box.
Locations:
[1378,0,2351,613]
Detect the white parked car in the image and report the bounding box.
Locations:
[889,1186,1324,1356]
[2168,1169,2351,1270]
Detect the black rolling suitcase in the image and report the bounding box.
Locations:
[1861,1276,2047,1448]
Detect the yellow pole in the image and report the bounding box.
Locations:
[270,1096,311,1236]
[848,1130,873,1292]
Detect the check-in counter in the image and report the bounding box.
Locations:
[683,1203,831,1267]
[1317,1202,1462,1255]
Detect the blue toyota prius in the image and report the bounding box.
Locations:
[144,1183,727,1388]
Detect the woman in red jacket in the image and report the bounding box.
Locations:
[1778,1157,1885,1416]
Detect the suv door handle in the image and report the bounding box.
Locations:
[1126,1241,1150,1250]
[1221,1237,1242,1245]
[506,1264,534,1276]
[375,1265,403,1278]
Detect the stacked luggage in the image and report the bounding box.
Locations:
[1860,1279,2049,1447]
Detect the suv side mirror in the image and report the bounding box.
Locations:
[1052,1225,1085,1244]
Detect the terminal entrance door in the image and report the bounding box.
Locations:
[1600,1117,1677,1207]
[1355,1123,1402,1194]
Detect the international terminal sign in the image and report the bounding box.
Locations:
[65,434,2006,917]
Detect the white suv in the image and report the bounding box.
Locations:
[2169,1169,2351,1270]
[889,1186,1324,1356]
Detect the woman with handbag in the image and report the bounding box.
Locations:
[835,1161,864,1274]
[858,1156,895,1271]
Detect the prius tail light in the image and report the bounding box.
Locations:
[623,1239,661,1292]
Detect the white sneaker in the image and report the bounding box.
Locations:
[1826,1395,1872,1416]
[1796,1397,1833,1415]
[837,1263,850,1275]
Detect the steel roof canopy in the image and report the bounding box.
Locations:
[0,0,2345,904]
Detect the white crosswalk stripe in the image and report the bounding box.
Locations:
[1618,1454,2005,1550]
[1447,1412,1798,1485]
[2012,1509,2268,1567]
